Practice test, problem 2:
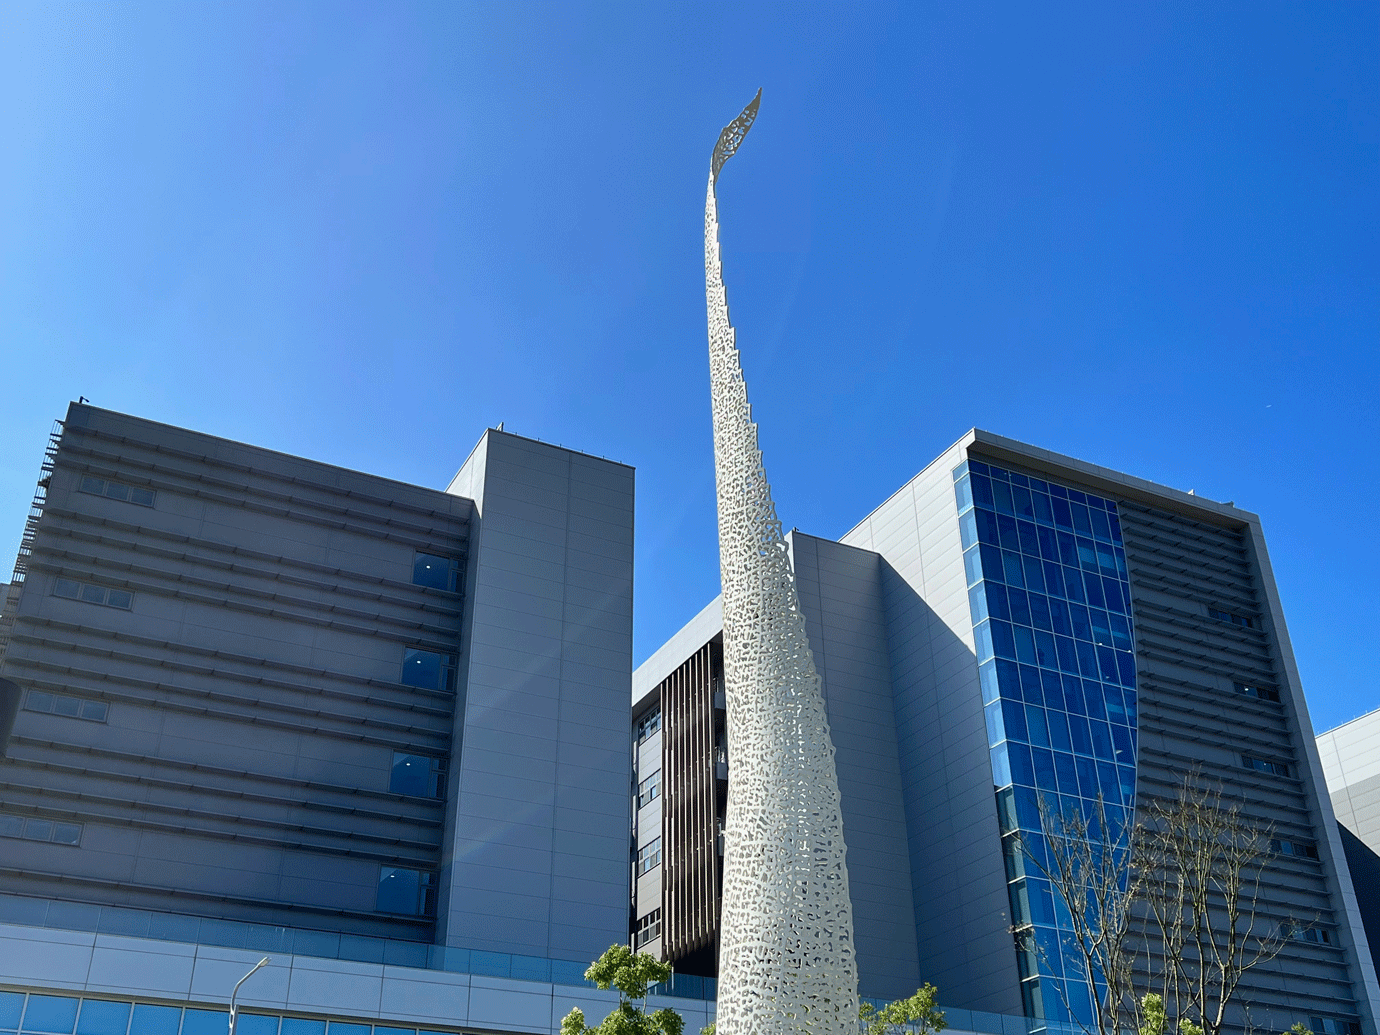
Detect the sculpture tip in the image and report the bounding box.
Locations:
[711,89,764,186]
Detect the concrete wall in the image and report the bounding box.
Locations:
[443,430,634,963]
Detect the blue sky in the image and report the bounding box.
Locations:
[1,2,1375,732]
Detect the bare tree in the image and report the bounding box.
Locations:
[1019,774,1302,1035]
[1132,778,1294,1035]
[1014,793,1139,1035]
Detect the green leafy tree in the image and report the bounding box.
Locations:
[561,945,685,1035]
[859,984,947,1035]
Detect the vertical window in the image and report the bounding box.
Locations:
[376,867,436,915]
[637,837,661,875]
[400,648,456,691]
[412,552,462,592]
[635,707,661,743]
[637,772,660,809]
[390,752,446,798]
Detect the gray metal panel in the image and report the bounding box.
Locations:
[840,440,1024,1015]
[788,532,921,1002]
[0,403,471,941]
[444,430,634,962]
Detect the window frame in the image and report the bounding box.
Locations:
[78,475,156,508]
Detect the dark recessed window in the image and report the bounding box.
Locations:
[52,579,132,610]
[390,752,445,798]
[1234,682,1281,703]
[376,866,435,916]
[79,475,156,508]
[1209,607,1257,630]
[1271,838,1319,860]
[412,552,462,593]
[400,648,456,692]
[25,690,108,723]
[1244,755,1290,778]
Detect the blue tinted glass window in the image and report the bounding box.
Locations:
[0,993,23,1030]
[1095,542,1117,576]
[1055,635,1078,673]
[1022,556,1046,593]
[989,465,1009,481]
[1009,472,1028,487]
[979,661,1000,704]
[1063,566,1084,603]
[1067,488,1086,504]
[376,1028,416,1035]
[1019,665,1043,705]
[954,476,973,512]
[1089,721,1114,761]
[1117,651,1137,689]
[980,544,1004,584]
[1056,530,1077,566]
[991,745,1012,787]
[1002,699,1028,742]
[328,1025,369,1035]
[77,1002,130,1035]
[1012,485,1034,520]
[1054,752,1079,795]
[401,648,442,689]
[1089,609,1111,646]
[1083,572,1105,609]
[1070,503,1092,536]
[23,997,78,1034]
[1008,588,1031,626]
[1069,603,1091,641]
[1034,630,1057,669]
[1097,761,1123,803]
[390,753,433,797]
[963,545,983,587]
[1009,743,1035,786]
[1032,492,1053,526]
[959,509,978,549]
[985,703,1006,746]
[1074,755,1099,798]
[1050,497,1073,530]
[1079,678,1104,721]
[996,513,1020,551]
[1076,537,1097,570]
[1042,563,1066,602]
[1108,513,1123,543]
[1026,707,1050,748]
[1111,725,1135,766]
[1040,670,1065,711]
[1002,551,1025,587]
[974,620,994,663]
[1089,508,1112,542]
[1098,645,1119,683]
[993,480,1015,516]
[975,508,1000,545]
[1028,593,1052,631]
[1060,676,1085,714]
[280,1021,325,1035]
[412,553,453,590]
[1017,520,1039,555]
[1036,526,1059,561]
[969,459,990,475]
[952,461,970,480]
[1103,576,1126,614]
[986,583,1011,622]
[1068,715,1093,756]
[1109,613,1132,650]
[130,1007,180,1035]
[971,474,993,508]
[990,620,1016,661]
[180,1011,227,1035]
[1013,626,1038,666]
[377,867,422,914]
[969,585,989,624]
[233,1019,277,1035]
[1048,596,1070,637]
[1032,747,1057,787]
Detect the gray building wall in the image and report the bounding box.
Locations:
[0,403,471,942]
[787,531,921,1002]
[839,440,1024,1014]
[1319,709,1380,1001]
[442,429,634,963]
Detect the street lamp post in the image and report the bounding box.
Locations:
[228,957,271,1035]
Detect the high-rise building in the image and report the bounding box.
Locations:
[0,403,699,1035]
[1318,710,1380,973]
[631,428,1380,1032]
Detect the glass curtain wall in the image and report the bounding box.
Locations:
[953,459,1139,1024]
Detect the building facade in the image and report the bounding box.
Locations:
[632,429,1380,1031]
[0,403,661,1035]
[1319,710,1380,973]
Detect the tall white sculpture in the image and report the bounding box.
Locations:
[705,91,860,1035]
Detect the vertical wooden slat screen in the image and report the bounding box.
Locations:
[661,641,719,963]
